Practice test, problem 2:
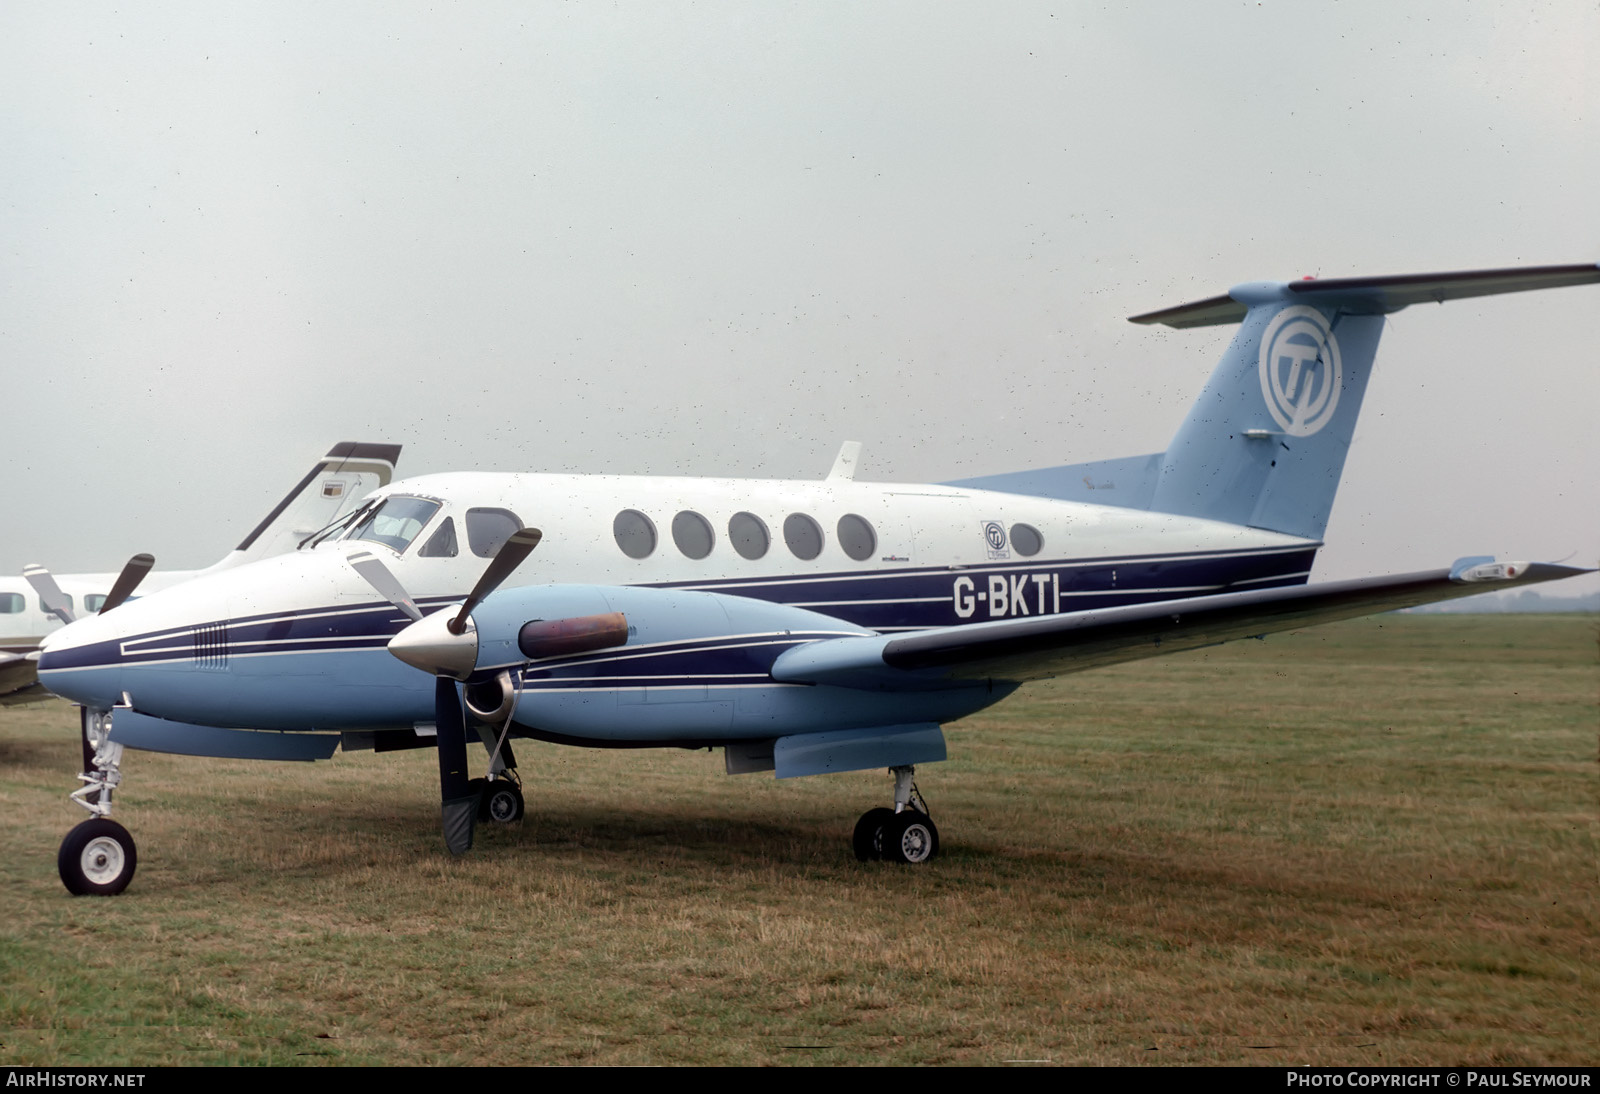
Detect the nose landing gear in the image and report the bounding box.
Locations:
[59,817,138,896]
[59,707,138,896]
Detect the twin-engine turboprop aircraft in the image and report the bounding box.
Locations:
[0,442,400,706]
[34,263,1597,895]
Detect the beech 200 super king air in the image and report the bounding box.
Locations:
[0,442,400,707]
[34,264,1597,895]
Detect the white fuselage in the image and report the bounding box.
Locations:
[38,469,1321,732]
[361,470,1318,619]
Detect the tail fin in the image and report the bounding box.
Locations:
[1133,263,1600,541]
[205,442,402,571]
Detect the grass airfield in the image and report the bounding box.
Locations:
[1,615,1594,1066]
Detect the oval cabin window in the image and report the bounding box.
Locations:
[613,510,658,559]
[783,513,824,561]
[836,514,877,561]
[1009,523,1044,557]
[671,510,715,560]
[728,512,770,560]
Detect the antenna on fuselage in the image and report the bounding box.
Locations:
[827,441,863,482]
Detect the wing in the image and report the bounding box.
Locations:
[771,561,1589,689]
[0,651,44,706]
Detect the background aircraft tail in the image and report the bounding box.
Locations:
[954,263,1599,542]
[204,441,402,571]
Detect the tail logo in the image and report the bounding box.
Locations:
[1258,306,1342,437]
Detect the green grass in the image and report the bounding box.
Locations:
[2,615,1594,1065]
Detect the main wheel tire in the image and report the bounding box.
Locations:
[59,818,137,896]
[852,807,897,862]
[484,781,524,824]
[882,811,939,865]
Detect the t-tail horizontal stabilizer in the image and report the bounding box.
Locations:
[1127,263,1600,329]
[770,559,1591,688]
[949,264,1600,530]
[1137,262,1600,542]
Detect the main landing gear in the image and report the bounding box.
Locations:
[59,707,138,896]
[471,775,525,824]
[853,764,940,865]
[471,709,525,825]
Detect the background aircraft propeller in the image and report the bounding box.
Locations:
[23,565,75,624]
[23,553,156,626]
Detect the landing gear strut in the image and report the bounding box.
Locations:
[853,764,940,865]
[59,707,138,896]
[471,695,524,825]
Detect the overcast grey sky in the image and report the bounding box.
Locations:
[3,2,1596,596]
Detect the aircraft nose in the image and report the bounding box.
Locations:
[35,616,126,708]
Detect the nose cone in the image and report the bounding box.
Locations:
[388,610,477,680]
[36,612,128,708]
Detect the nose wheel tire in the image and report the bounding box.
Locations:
[484,781,524,824]
[59,818,138,896]
[882,811,939,865]
[852,807,897,862]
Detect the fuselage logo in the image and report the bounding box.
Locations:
[983,521,1009,560]
[1258,306,1342,437]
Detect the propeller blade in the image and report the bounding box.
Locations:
[23,565,75,624]
[435,676,478,855]
[99,554,155,614]
[449,528,542,635]
[346,550,423,622]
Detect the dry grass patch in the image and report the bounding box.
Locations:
[1,615,1594,1065]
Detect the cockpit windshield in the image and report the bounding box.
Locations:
[298,498,376,550]
[344,496,442,553]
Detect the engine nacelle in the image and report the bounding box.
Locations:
[390,583,875,680]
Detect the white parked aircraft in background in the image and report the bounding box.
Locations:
[0,443,400,705]
[33,264,1597,895]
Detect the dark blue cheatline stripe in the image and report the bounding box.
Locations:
[651,544,1314,591]
[45,597,460,672]
[49,548,1318,672]
[116,599,437,665]
[649,547,1318,631]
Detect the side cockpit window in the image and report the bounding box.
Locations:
[347,496,441,553]
[418,517,459,558]
[465,508,524,558]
